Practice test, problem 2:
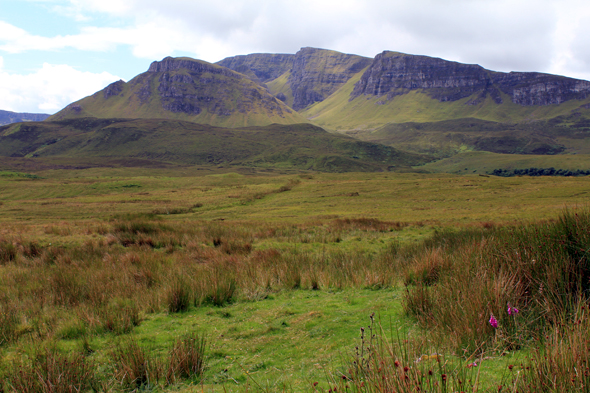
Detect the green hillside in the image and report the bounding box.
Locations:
[347,117,590,156]
[0,118,429,172]
[49,57,306,128]
[303,86,590,131]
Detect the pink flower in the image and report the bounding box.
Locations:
[507,303,519,316]
[489,314,498,328]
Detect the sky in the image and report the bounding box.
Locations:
[1,0,590,114]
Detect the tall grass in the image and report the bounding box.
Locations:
[4,349,97,393]
[111,339,163,390]
[332,314,479,393]
[512,300,590,392]
[402,208,590,354]
[167,332,207,383]
[1,208,589,390]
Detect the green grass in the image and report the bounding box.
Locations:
[1,170,589,225]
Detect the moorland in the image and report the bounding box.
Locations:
[0,166,589,392]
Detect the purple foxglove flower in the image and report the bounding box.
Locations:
[489,314,498,328]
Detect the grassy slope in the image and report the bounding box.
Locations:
[266,71,294,108]
[0,119,429,172]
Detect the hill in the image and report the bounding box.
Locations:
[0,110,49,126]
[49,57,306,128]
[0,118,429,172]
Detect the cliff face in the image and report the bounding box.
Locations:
[218,48,373,111]
[493,72,590,106]
[351,51,590,106]
[216,53,294,84]
[288,47,372,110]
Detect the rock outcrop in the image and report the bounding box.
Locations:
[351,51,590,106]
[288,48,372,110]
[103,80,125,99]
[216,53,294,84]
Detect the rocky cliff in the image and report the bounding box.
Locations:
[288,48,372,110]
[219,48,372,111]
[216,53,294,84]
[351,51,590,106]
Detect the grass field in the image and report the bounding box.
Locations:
[0,167,589,392]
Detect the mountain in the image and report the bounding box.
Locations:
[49,57,306,128]
[0,110,49,126]
[302,51,590,130]
[50,48,590,133]
[219,47,372,110]
[0,118,429,172]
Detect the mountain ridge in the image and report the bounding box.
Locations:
[49,57,307,127]
[0,110,50,126]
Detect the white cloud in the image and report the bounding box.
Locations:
[0,63,119,113]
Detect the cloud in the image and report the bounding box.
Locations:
[40,0,586,79]
[0,62,119,113]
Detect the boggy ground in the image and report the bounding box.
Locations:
[0,168,588,392]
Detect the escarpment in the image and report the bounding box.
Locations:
[351,51,590,106]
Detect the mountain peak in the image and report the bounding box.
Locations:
[148,56,233,76]
[49,57,306,127]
